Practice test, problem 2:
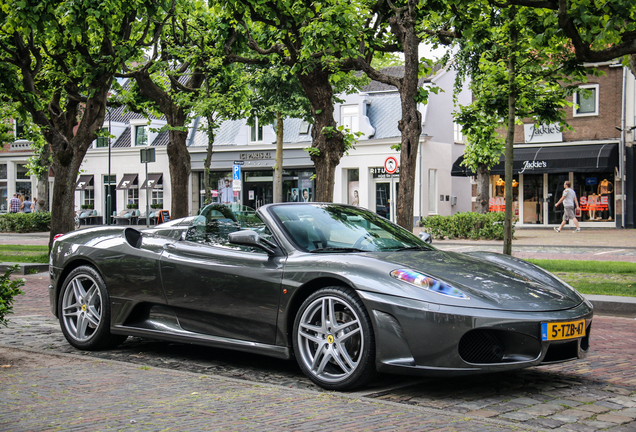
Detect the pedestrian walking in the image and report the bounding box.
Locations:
[22,196,33,214]
[554,180,581,232]
[32,197,37,212]
[8,193,20,213]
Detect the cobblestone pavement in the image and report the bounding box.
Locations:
[1,273,636,431]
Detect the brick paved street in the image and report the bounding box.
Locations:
[1,271,636,431]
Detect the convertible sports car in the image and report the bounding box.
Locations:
[49,203,592,390]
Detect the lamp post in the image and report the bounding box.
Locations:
[107,108,112,225]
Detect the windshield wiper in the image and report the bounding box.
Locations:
[393,246,430,252]
[310,247,366,253]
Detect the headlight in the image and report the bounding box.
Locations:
[390,269,469,299]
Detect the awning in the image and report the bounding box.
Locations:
[451,143,618,176]
[116,174,138,190]
[75,175,94,190]
[140,173,163,190]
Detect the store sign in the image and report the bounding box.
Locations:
[524,123,562,143]
[239,152,272,160]
[519,160,547,174]
[488,197,519,215]
[580,195,609,211]
[370,167,400,178]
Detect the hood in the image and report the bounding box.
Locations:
[379,250,582,312]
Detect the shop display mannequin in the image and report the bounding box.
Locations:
[598,179,613,220]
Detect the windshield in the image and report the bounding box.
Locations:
[270,204,435,252]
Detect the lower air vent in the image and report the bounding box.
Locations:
[459,330,505,364]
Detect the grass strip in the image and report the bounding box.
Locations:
[0,245,49,264]
[527,259,636,274]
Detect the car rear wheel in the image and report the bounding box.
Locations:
[58,266,127,351]
[293,286,376,390]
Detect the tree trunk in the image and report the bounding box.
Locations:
[476,163,490,214]
[297,68,344,203]
[203,116,215,206]
[273,112,284,203]
[166,127,190,218]
[36,143,51,212]
[394,11,422,231]
[503,8,517,256]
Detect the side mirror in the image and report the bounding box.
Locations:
[228,230,277,255]
[418,231,432,244]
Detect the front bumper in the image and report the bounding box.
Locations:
[358,290,593,376]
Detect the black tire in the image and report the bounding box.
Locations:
[57,265,127,351]
[293,286,376,390]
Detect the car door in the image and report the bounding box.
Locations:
[159,220,284,345]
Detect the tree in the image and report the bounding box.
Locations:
[447,2,595,254]
[246,66,312,203]
[509,0,636,76]
[118,0,210,219]
[0,0,168,248]
[221,0,369,202]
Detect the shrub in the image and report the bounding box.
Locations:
[150,203,163,209]
[0,265,24,327]
[421,211,513,241]
[127,203,139,209]
[0,212,52,233]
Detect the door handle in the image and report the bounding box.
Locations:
[163,243,176,250]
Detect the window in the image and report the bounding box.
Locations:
[428,169,437,214]
[84,189,94,208]
[299,120,311,135]
[250,118,263,142]
[96,127,109,148]
[127,188,139,207]
[341,105,359,133]
[453,122,464,143]
[152,189,163,206]
[347,169,359,206]
[0,164,6,179]
[135,125,148,146]
[16,164,30,180]
[573,84,599,117]
[103,174,116,184]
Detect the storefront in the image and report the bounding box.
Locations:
[190,148,315,211]
[452,142,619,227]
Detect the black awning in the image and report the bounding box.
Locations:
[451,143,618,177]
[75,175,94,190]
[116,174,138,190]
[140,173,163,189]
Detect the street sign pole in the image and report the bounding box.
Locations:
[140,148,156,227]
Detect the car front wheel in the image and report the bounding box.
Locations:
[293,286,376,390]
[58,265,127,351]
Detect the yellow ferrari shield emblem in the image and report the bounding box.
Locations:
[326,334,334,344]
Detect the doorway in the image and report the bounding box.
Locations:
[104,184,116,224]
[547,173,569,225]
[375,180,399,222]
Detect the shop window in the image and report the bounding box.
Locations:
[96,127,109,148]
[127,188,139,207]
[489,175,518,214]
[341,105,359,133]
[84,189,95,208]
[428,169,437,214]
[152,189,163,206]
[250,118,263,142]
[573,84,599,117]
[135,125,148,146]
[348,169,359,206]
[573,173,614,222]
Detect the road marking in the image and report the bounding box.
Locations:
[594,249,626,255]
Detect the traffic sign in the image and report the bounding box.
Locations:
[232,179,242,191]
[233,164,241,181]
[384,156,398,174]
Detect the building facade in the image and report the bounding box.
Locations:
[452,63,636,228]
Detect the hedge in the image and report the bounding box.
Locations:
[0,212,52,233]
[421,211,514,241]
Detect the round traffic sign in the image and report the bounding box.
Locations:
[384,156,398,174]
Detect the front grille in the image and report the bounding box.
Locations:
[459,330,505,364]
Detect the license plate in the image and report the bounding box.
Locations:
[541,320,586,341]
